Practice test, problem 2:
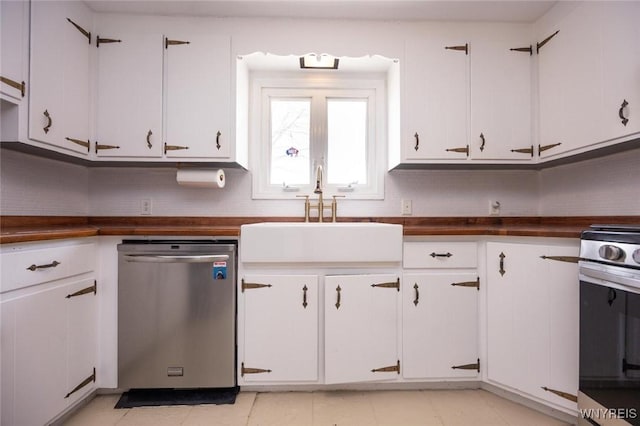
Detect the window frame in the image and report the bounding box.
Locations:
[250,74,386,200]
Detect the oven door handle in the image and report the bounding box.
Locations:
[123,254,230,263]
[579,263,640,292]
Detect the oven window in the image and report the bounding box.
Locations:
[580,280,640,424]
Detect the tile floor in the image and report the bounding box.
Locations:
[62,389,573,426]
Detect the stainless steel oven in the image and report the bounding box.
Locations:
[579,225,640,425]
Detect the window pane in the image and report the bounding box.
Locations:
[327,99,367,185]
[270,99,311,185]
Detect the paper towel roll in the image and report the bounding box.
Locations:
[176,169,225,188]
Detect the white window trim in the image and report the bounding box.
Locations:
[250,75,386,200]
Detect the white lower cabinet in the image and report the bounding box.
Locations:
[2,277,97,426]
[241,275,319,382]
[486,241,579,411]
[66,279,98,406]
[10,283,68,426]
[402,272,479,379]
[324,274,399,385]
[238,236,578,417]
[1,240,97,426]
[238,272,399,385]
[402,241,479,381]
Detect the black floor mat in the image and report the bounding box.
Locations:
[114,387,240,408]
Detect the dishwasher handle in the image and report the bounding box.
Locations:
[123,254,230,263]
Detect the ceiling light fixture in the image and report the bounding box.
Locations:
[299,53,339,70]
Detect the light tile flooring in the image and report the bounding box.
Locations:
[63,389,573,426]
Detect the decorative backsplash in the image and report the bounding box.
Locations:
[1,147,639,217]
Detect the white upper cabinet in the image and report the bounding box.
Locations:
[600,1,640,141]
[537,1,640,160]
[403,31,470,162]
[95,33,164,158]
[470,26,533,161]
[165,34,231,159]
[537,2,603,160]
[29,1,92,156]
[0,0,28,103]
[400,24,534,166]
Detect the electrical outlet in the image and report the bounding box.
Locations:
[489,200,501,216]
[401,199,412,215]
[141,198,152,215]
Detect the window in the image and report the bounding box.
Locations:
[251,77,385,199]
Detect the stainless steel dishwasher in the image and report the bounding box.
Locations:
[117,240,237,389]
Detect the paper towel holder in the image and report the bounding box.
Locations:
[176,168,226,188]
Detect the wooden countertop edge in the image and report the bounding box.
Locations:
[3,215,637,244]
[0,226,242,244]
[0,228,99,244]
[96,226,241,237]
[402,226,584,238]
[2,224,587,244]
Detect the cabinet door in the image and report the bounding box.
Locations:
[96,33,163,158]
[1,0,29,102]
[539,245,579,411]
[242,275,318,382]
[600,2,640,140]
[29,1,92,155]
[470,30,532,160]
[403,272,478,379]
[486,242,549,402]
[403,35,469,161]
[487,241,578,409]
[13,283,69,426]
[1,298,17,426]
[537,3,603,159]
[66,279,97,406]
[324,274,399,384]
[165,34,231,159]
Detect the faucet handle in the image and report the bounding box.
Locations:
[296,195,311,222]
[330,195,345,222]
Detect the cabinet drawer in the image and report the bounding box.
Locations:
[403,242,477,268]
[1,242,96,293]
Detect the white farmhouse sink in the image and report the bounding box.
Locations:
[240,222,403,263]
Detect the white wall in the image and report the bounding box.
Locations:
[0,149,89,216]
[85,165,538,217]
[538,148,640,216]
[2,147,639,218]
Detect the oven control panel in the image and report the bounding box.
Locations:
[582,240,640,268]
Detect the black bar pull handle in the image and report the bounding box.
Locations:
[619,99,629,126]
[43,110,52,134]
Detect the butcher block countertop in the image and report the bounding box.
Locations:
[1,216,639,244]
